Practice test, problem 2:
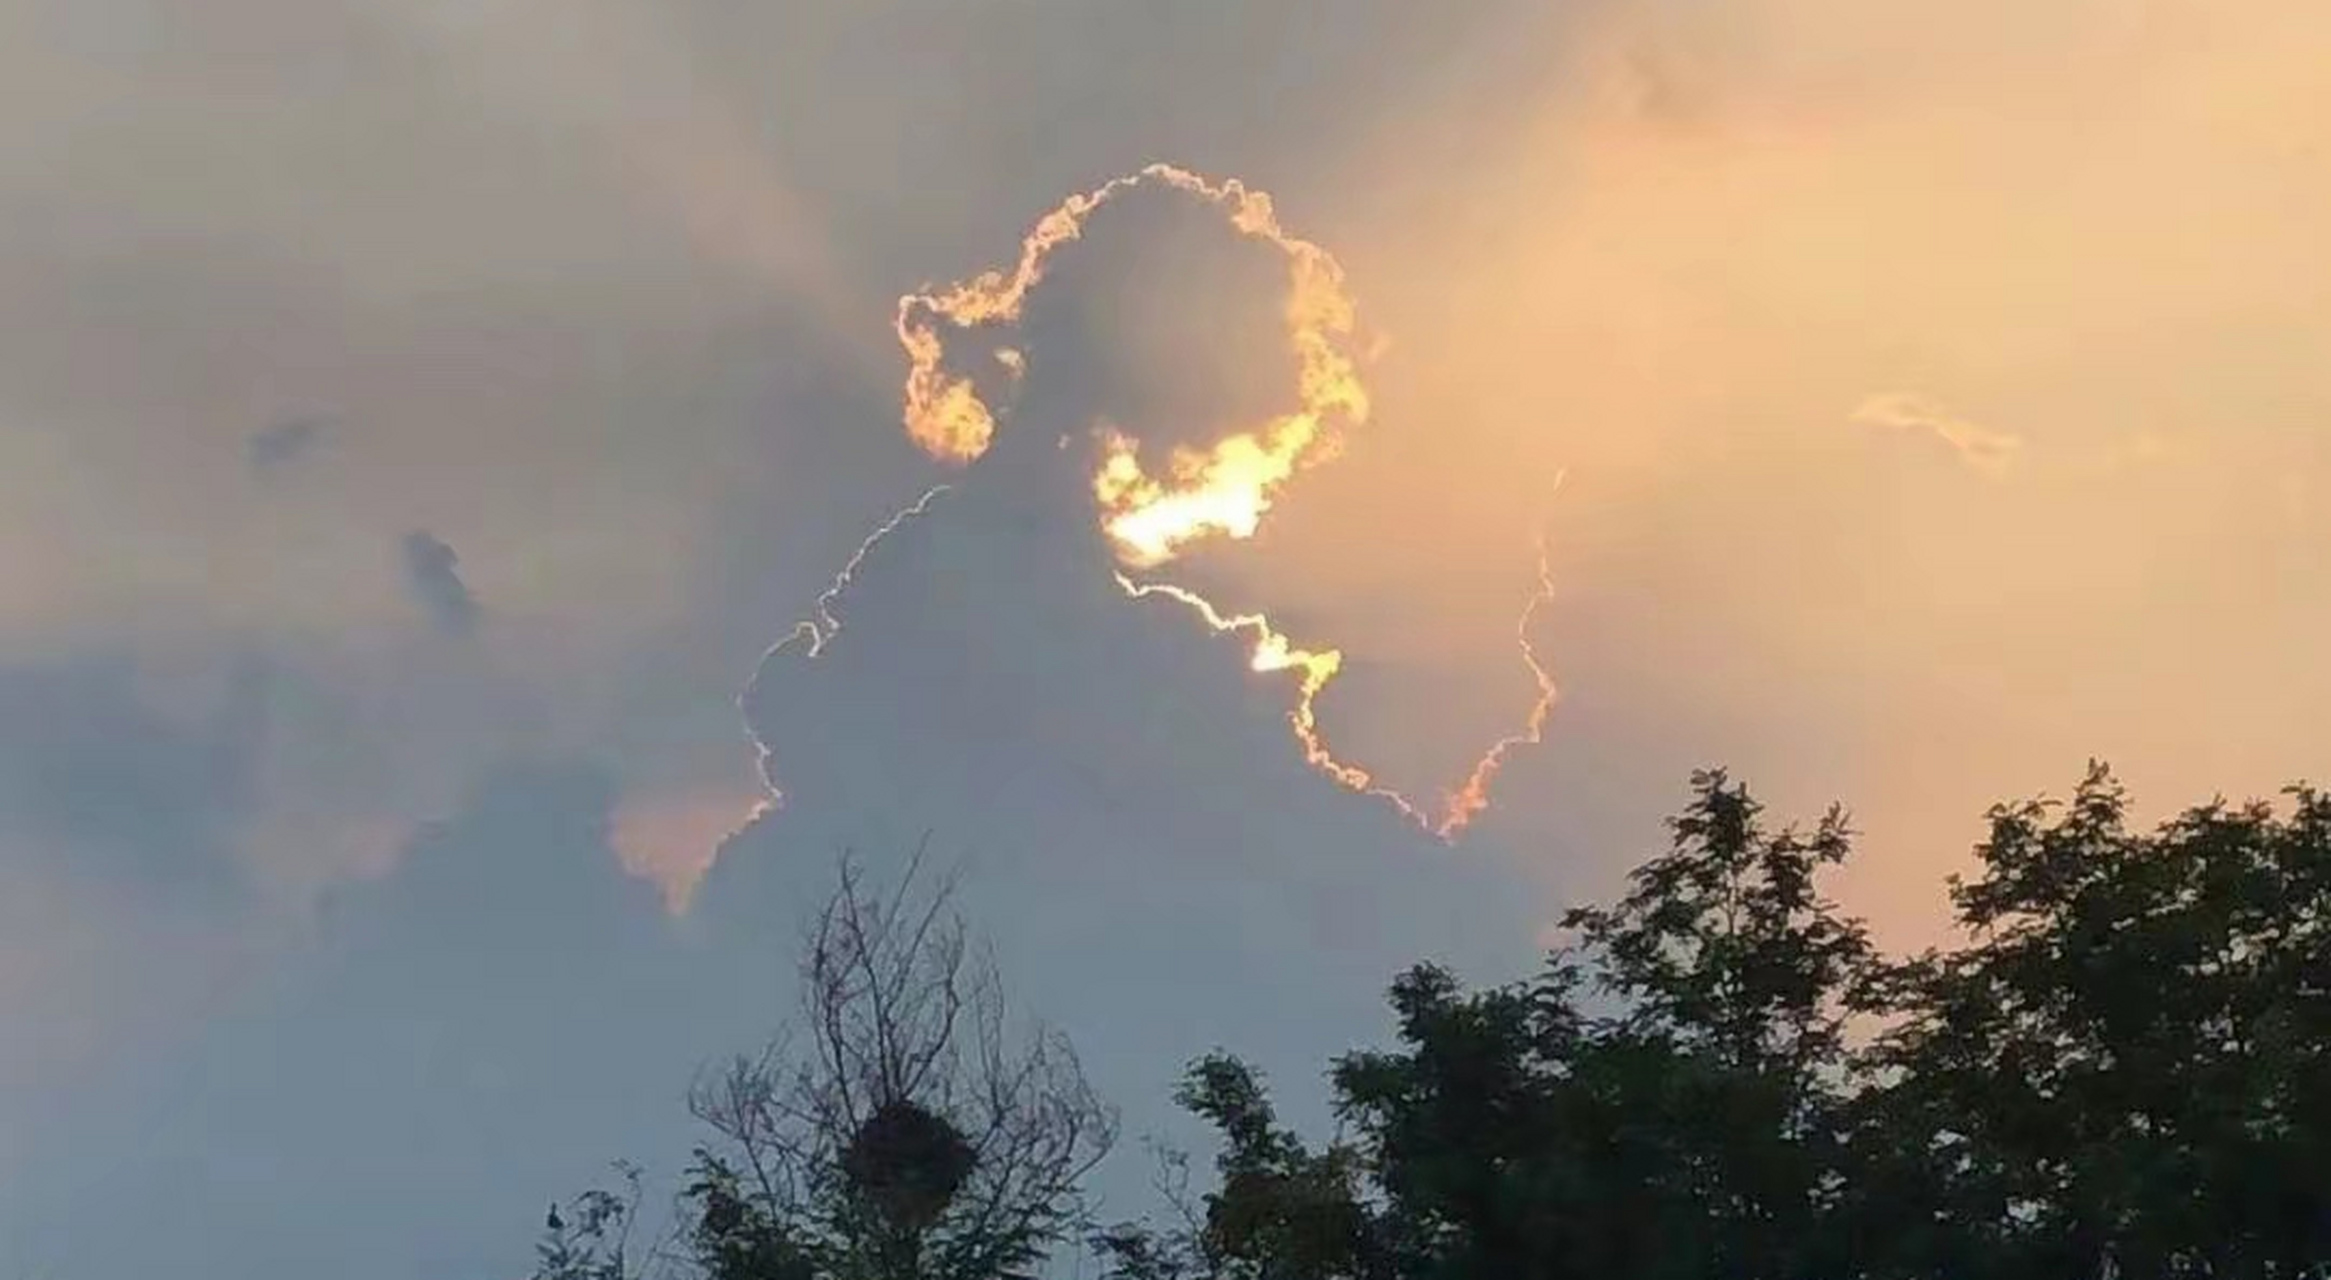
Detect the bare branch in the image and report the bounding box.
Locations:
[675,843,1115,1279]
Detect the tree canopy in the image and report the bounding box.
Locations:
[1093,767,2331,1280]
[535,766,2331,1279]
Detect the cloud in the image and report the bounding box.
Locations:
[246,417,329,472]
[1159,0,2331,952]
[5,0,2330,1272]
[0,654,265,898]
[609,780,762,914]
[399,531,479,637]
[0,7,1596,1273]
[1852,392,2024,475]
[0,653,272,1109]
[8,761,704,1280]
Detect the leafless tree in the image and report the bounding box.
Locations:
[683,844,1117,1279]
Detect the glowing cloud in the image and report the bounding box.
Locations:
[1854,392,2024,476]
[743,165,1557,845]
[612,784,763,915]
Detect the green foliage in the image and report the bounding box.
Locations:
[678,1152,820,1280]
[1853,765,2331,1277]
[1103,764,2331,1280]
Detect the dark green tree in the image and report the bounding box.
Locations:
[1100,770,1880,1280]
[1548,769,1876,1278]
[1104,767,2331,1278]
[1856,764,2331,1278]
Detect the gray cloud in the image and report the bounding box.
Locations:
[0,654,266,899]
[246,416,328,472]
[399,531,479,637]
[5,761,708,1280]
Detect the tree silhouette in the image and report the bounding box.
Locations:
[534,1164,647,1280]
[1852,764,2331,1277]
[531,848,1115,1280]
[1096,766,2331,1280]
[1093,770,1878,1280]
[541,769,2331,1279]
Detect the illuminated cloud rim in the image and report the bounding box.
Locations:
[732,164,1560,850]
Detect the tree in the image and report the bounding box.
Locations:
[532,847,1117,1280]
[1857,764,2331,1278]
[1098,770,1881,1280]
[1103,766,2331,1277]
[1547,769,1877,1279]
[536,1164,649,1280]
[549,769,2331,1279]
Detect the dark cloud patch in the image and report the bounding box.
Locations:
[246,416,329,472]
[400,531,479,636]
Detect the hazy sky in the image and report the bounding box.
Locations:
[3,1,2327,1275]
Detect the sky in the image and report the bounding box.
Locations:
[1,0,2327,1274]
